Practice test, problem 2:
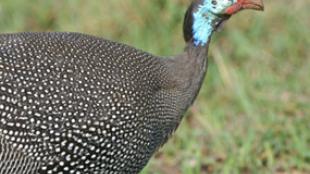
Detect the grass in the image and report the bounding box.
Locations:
[0,0,309,173]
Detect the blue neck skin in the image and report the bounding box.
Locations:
[192,5,220,46]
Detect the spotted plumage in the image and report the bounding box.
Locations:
[0,0,263,174]
[0,33,175,174]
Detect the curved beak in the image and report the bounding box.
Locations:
[241,0,264,11]
[225,0,264,15]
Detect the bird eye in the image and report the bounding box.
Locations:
[211,0,217,5]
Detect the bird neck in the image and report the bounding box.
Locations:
[180,42,209,95]
[160,2,223,117]
[163,42,209,110]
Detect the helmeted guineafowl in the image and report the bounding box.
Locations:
[0,0,264,173]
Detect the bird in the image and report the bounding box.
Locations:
[0,0,264,173]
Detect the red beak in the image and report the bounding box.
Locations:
[225,0,264,15]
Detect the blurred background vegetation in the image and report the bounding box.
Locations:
[0,0,309,173]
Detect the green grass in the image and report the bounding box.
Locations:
[0,0,309,173]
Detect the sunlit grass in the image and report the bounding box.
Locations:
[0,0,309,173]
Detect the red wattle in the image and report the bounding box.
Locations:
[225,3,242,15]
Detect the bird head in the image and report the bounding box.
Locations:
[183,0,264,46]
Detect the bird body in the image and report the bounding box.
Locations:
[0,0,263,173]
[0,32,206,174]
